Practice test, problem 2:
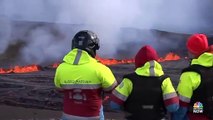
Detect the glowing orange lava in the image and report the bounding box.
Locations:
[0,52,181,74]
[96,55,134,65]
[158,52,181,62]
[0,64,40,74]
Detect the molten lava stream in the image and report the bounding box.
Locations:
[0,68,13,74]
[0,52,181,74]
[13,64,40,73]
[158,52,181,62]
[0,64,40,74]
[95,55,134,65]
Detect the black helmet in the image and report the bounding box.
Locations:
[72,30,100,57]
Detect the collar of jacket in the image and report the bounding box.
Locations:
[63,49,97,65]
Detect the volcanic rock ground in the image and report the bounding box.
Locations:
[0,59,189,120]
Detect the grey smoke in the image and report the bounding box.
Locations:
[0,0,213,65]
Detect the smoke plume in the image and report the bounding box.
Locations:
[0,0,213,66]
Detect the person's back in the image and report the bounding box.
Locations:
[110,45,179,120]
[172,34,213,120]
[122,73,171,120]
[54,30,117,120]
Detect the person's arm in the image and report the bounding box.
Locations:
[172,72,201,120]
[99,66,117,93]
[54,67,64,92]
[161,77,179,112]
[109,78,132,111]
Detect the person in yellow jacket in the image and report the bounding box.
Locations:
[110,45,179,120]
[172,34,213,120]
[54,30,117,120]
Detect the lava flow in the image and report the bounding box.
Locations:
[0,64,41,74]
[158,52,181,62]
[0,52,181,74]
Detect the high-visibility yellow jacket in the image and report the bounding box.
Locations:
[177,52,213,101]
[54,49,117,119]
[110,60,179,114]
[172,52,213,120]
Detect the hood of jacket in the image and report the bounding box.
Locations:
[191,52,213,67]
[135,60,164,77]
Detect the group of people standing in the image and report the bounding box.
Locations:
[54,30,213,120]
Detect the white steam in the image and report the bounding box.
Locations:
[21,25,68,64]
[0,0,212,65]
[0,16,12,54]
